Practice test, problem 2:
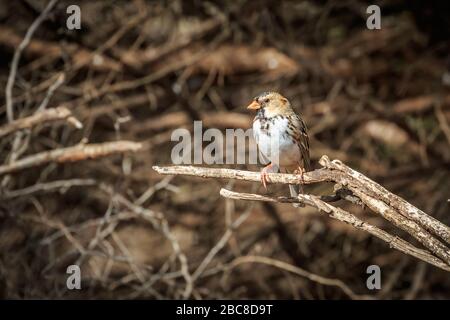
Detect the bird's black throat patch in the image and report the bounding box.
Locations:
[255,107,266,121]
[254,108,273,136]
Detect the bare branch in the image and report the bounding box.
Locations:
[152,165,331,185]
[4,0,59,122]
[36,73,65,112]
[153,157,450,246]
[224,255,372,300]
[0,106,82,138]
[0,141,142,176]
[319,156,450,245]
[219,189,450,272]
[153,155,450,271]
[0,178,96,200]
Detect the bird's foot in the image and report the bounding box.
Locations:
[260,163,274,190]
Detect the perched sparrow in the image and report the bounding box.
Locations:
[247,92,311,206]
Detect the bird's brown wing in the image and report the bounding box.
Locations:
[292,114,311,171]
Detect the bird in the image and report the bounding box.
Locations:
[247,91,311,207]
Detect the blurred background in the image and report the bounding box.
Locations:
[0,0,449,299]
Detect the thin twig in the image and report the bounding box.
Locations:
[0,141,142,176]
[0,106,82,139]
[5,0,59,122]
[0,178,96,199]
[223,255,372,300]
[36,73,65,112]
[192,205,253,281]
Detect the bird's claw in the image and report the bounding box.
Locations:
[261,171,268,190]
[260,164,273,190]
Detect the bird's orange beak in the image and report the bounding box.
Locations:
[247,100,261,110]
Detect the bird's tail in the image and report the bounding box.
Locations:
[288,184,305,208]
[285,169,304,208]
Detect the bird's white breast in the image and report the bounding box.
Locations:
[253,116,301,168]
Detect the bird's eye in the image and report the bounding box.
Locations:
[264,98,270,103]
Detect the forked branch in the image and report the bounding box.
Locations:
[153,155,450,272]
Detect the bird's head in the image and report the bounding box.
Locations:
[247,91,292,116]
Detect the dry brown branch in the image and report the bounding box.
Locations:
[191,205,253,281]
[0,178,96,200]
[152,164,328,185]
[190,45,301,78]
[115,18,222,68]
[223,255,372,299]
[0,106,82,138]
[219,189,450,272]
[435,104,450,146]
[320,157,450,245]
[75,93,161,119]
[37,73,65,112]
[4,0,59,122]
[393,95,450,114]
[153,157,450,245]
[0,141,142,176]
[88,49,207,99]
[0,26,123,73]
[153,155,450,271]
